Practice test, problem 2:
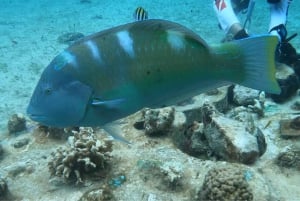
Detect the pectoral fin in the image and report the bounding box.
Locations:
[91,98,125,109]
[103,123,131,145]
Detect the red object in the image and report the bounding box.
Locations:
[215,0,227,11]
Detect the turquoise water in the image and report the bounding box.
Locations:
[0,0,299,130]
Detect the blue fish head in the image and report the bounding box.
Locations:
[27,60,93,127]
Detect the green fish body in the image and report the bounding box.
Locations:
[27,19,280,127]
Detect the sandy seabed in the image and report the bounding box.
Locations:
[0,0,300,200]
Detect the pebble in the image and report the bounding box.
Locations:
[13,138,30,148]
[279,116,300,137]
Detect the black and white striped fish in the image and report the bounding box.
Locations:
[134,7,148,21]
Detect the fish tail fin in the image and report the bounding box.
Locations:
[212,35,281,94]
[235,35,280,94]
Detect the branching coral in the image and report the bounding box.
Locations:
[48,127,112,184]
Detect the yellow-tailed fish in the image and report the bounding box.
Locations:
[27,19,280,136]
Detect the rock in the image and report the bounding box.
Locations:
[276,146,300,169]
[7,113,26,134]
[5,161,34,177]
[176,86,229,124]
[279,116,300,137]
[170,119,210,158]
[142,107,175,136]
[291,99,300,110]
[202,104,261,164]
[232,85,260,106]
[269,64,299,103]
[227,106,257,133]
[13,137,30,148]
[137,159,184,191]
[36,125,73,140]
[256,128,267,157]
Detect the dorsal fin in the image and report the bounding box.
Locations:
[74,19,209,49]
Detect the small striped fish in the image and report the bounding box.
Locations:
[134,7,148,21]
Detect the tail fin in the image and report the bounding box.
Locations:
[232,35,281,94]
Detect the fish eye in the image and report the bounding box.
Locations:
[44,88,53,95]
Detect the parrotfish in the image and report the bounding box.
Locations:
[27,19,280,128]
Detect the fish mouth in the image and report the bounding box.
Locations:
[27,105,49,124]
[27,113,62,127]
[27,113,48,123]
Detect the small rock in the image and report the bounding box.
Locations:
[270,64,299,103]
[142,107,175,135]
[13,138,30,148]
[5,161,34,177]
[176,86,229,124]
[256,128,267,157]
[232,85,260,106]
[291,99,300,110]
[202,104,261,164]
[276,146,300,169]
[137,159,184,191]
[7,113,26,134]
[36,125,72,140]
[279,116,300,137]
[171,119,210,158]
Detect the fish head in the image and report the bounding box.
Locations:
[27,57,93,127]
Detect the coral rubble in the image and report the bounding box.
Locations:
[142,107,175,135]
[137,159,184,191]
[276,146,300,169]
[280,116,300,137]
[48,127,112,184]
